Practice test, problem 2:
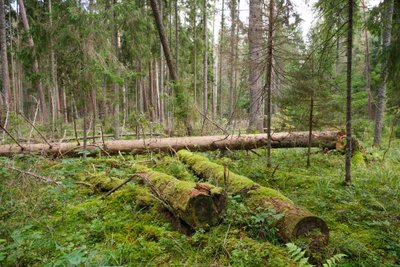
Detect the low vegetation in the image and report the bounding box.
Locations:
[1,136,399,266]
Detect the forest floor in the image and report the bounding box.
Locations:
[0,137,399,266]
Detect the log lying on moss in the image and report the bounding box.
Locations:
[76,167,226,229]
[0,130,349,157]
[177,150,329,245]
[134,166,226,229]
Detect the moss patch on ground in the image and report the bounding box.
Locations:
[0,139,399,266]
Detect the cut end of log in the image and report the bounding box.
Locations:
[292,216,329,246]
[134,166,227,229]
[187,191,226,228]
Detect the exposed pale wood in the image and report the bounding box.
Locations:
[0,131,344,157]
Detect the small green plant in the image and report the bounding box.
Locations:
[225,195,282,242]
[286,243,346,267]
[322,254,347,267]
[285,243,313,267]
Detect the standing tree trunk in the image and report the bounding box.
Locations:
[228,0,236,122]
[193,0,197,107]
[361,0,373,120]
[48,0,60,122]
[218,0,225,121]
[0,0,12,110]
[264,0,275,168]
[159,0,164,124]
[149,0,178,81]
[18,0,48,121]
[307,94,314,168]
[248,0,263,131]
[175,0,179,75]
[345,0,354,183]
[211,0,217,121]
[203,0,208,117]
[373,0,394,146]
[112,0,120,139]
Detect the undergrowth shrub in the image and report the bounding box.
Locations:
[225,195,282,242]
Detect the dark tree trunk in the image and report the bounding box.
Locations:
[307,95,314,168]
[345,0,354,183]
[218,0,225,121]
[149,0,178,81]
[0,0,12,110]
[203,0,208,117]
[264,0,274,168]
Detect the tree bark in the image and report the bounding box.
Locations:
[373,0,394,146]
[175,0,179,75]
[17,0,48,121]
[248,0,263,131]
[177,150,329,246]
[193,0,197,106]
[159,0,165,123]
[0,131,350,156]
[264,0,275,168]
[228,0,236,121]
[149,0,178,81]
[0,0,12,110]
[211,0,217,121]
[345,0,354,183]
[307,95,314,168]
[218,0,225,121]
[48,0,60,122]
[203,0,208,117]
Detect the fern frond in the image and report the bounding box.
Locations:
[285,243,313,267]
[323,253,347,267]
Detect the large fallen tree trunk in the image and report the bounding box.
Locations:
[77,166,226,229]
[0,130,347,157]
[177,150,329,247]
[134,166,226,229]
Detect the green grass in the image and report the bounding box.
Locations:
[0,139,399,266]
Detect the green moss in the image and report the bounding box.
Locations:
[178,150,290,202]
[352,151,366,167]
[154,156,196,181]
[2,139,400,267]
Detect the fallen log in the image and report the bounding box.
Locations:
[76,167,226,229]
[177,150,329,247]
[0,131,346,157]
[135,167,226,229]
[17,133,165,143]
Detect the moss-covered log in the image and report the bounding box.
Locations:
[76,167,226,229]
[134,166,226,229]
[177,150,329,245]
[0,130,348,157]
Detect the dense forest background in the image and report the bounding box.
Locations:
[0,0,398,144]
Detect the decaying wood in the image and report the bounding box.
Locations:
[0,131,348,157]
[177,150,329,246]
[135,167,226,229]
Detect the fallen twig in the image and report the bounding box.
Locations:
[99,175,136,200]
[8,166,61,186]
[0,124,25,151]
